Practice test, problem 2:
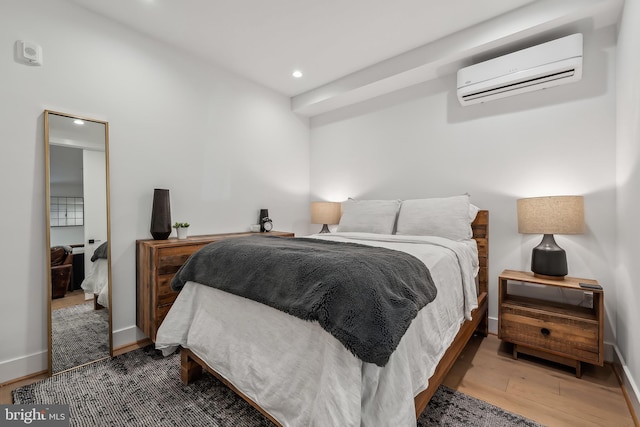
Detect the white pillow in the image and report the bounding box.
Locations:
[395,195,474,241]
[337,199,401,234]
[469,203,480,222]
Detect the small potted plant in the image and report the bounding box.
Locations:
[173,222,190,240]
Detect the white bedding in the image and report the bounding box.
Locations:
[81,258,109,308]
[155,233,478,427]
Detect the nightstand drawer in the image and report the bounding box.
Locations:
[501,305,599,363]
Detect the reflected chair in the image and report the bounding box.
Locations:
[51,246,73,299]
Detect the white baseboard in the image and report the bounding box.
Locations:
[112,325,148,350]
[0,351,47,385]
[488,315,498,335]
[612,344,640,423]
[1,326,147,385]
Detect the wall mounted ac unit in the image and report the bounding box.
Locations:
[457,33,583,106]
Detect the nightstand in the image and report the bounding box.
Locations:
[498,269,604,378]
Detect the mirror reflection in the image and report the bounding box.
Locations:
[45,111,112,374]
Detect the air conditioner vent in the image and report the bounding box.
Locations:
[457,34,583,106]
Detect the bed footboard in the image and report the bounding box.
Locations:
[180,348,203,385]
[93,293,105,310]
[181,348,282,426]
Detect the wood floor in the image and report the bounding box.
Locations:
[1,334,636,426]
[445,334,636,427]
[50,289,89,310]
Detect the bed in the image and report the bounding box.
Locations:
[155,197,488,426]
[81,241,109,308]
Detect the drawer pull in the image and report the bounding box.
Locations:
[540,328,550,337]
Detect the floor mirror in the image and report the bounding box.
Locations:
[44,110,112,375]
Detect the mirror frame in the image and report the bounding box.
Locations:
[44,110,112,376]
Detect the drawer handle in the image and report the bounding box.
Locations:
[540,328,550,337]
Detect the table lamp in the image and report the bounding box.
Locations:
[311,201,341,233]
[517,195,584,280]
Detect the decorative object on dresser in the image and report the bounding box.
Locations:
[498,269,603,378]
[150,188,171,240]
[136,231,295,341]
[173,222,190,240]
[517,195,584,279]
[310,201,341,233]
[258,208,273,232]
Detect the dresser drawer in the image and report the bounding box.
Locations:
[156,304,173,328]
[157,244,209,275]
[157,275,179,306]
[500,305,599,363]
[137,231,295,342]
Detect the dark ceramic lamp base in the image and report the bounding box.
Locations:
[531,234,568,280]
[319,224,331,233]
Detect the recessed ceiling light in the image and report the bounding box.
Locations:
[73,119,84,125]
[292,70,303,78]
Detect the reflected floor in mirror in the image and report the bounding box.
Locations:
[51,294,109,373]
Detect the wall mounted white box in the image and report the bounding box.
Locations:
[16,40,43,66]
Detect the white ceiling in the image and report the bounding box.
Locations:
[48,112,106,151]
[67,0,538,97]
[66,0,622,116]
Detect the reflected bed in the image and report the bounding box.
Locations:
[81,242,109,308]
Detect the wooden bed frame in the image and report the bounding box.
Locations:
[180,210,489,425]
[93,293,106,310]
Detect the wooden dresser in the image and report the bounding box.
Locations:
[136,231,294,341]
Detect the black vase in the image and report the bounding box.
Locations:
[150,189,171,240]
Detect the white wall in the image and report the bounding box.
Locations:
[49,226,83,248]
[311,27,617,341]
[0,0,309,382]
[615,0,640,412]
[82,150,107,271]
[49,146,84,246]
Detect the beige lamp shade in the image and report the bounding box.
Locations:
[517,195,584,235]
[311,201,341,225]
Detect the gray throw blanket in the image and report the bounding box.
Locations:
[90,241,108,262]
[171,235,437,366]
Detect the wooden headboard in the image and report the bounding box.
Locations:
[471,210,489,296]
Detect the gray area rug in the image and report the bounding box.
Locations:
[52,302,110,373]
[14,346,544,426]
